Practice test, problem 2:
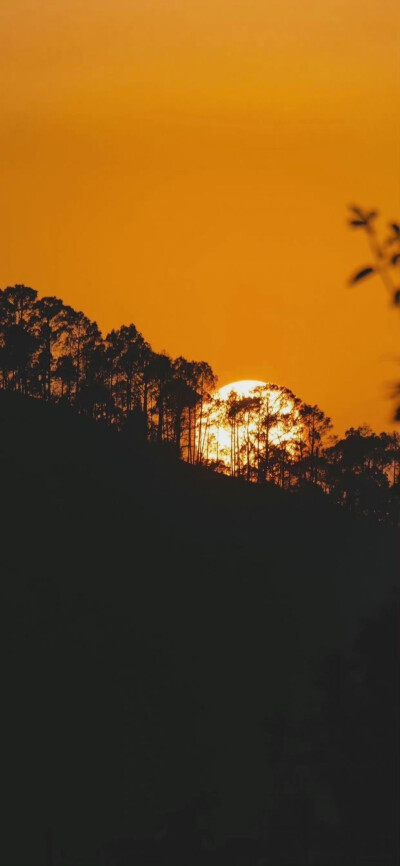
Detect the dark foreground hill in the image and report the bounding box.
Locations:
[0,391,398,865]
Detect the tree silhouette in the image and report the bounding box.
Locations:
[34,296,65,399]
[0,285,38,391]
[0,282,399,518]
[0,344,397,864]
[296,403,333,485]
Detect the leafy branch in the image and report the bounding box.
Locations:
[347,205,400,306]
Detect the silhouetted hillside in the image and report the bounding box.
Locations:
[0,391,398,865]
[2,284,400,513]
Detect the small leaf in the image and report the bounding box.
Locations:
[391,253,400,266]
[389,223,400,235]
[367,210,378,220]
[393,289,400,306]
[348,219,366,227]
[349,266,375,285]
[348,204,365,219]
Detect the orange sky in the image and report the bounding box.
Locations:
[1,0,399,434]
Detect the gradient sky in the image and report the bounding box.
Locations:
[1,0,399,433]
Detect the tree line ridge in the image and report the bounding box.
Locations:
[1,283,399,522]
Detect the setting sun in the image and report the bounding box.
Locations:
[198,379,303,478]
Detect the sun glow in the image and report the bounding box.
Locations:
[198,379,302,478]
[215,380,267,400]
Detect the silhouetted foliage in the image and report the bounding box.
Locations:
[349,266,375,284]
[0,285,216,458]
[347,204,400,303]
[348,205,400,419]
[1,283,399,523]
[0,277,398,864]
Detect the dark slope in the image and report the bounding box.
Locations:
[0,391,397,865]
